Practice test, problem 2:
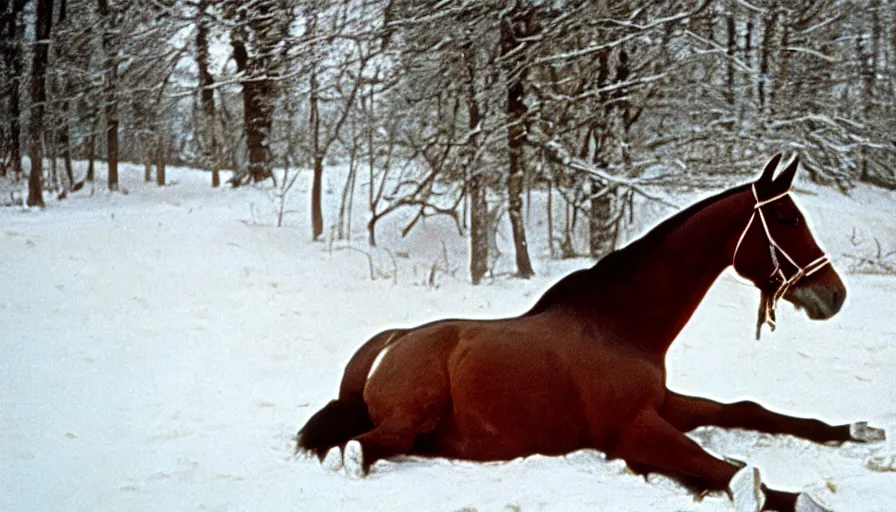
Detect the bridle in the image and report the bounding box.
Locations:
[732,184,830,338]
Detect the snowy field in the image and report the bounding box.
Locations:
[2,163,895,511]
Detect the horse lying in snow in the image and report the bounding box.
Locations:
[297,154,885,512]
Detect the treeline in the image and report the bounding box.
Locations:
[2,0,895,282]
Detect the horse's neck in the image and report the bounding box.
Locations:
[584,190,752,359]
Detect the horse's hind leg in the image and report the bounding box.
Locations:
[344,414,432,476]
[347,333,453,475]
[660,390,885,444]
[612,410,801,511]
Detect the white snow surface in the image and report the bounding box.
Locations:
[2,163,896,512]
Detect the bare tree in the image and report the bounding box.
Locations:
[10,0,895,262]
[97,0,119,191]
[499,4,535,278]
[226,0,292,186]
[195,0,220,187]
[302,0,379,241]
[1,0,27,180]
[50,0,78,197]
[461,30,489,285]
[27,0,54,207]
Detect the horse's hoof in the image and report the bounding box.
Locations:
[796,493,833,512]
[343,440,365,478]
[729,466,765,512]
[850,422,886,442]
[322,445,343,471]
[294,433,304,456]
[867,455,896,472]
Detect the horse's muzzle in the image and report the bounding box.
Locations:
[787,281,846,320]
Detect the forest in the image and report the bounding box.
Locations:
[2,0,895,283]
[3,3,896,509]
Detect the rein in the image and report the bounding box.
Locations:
[732,184,830,339]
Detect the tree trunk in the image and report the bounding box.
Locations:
[778,20,790,107]
[304,3,363,241]
[196,0,219,188]
[346,155,356,239]
[337,141,358,240]
[60,104,73,187]
[588,47,620,260]
[561,201,575,258]
[366,217,377,247]
[858,3,881,183]
[27,0,53,207]
[142,131,153,181]
[230,19,274,186]
[589,181,615,258]
[311,151,324,240]
[546,178,554,258]
[726,12,736,108]
[57,0,73,191]
[49,130,58,191]
[86,131,95,182]
[758,8,779,115]
[463,36,488,285]
[242,65,274,183]
[98,0,119,191]
[3,0,26,180]
[0,0,7,177]
[469,171,489,284]
[106,114,119,191]
[891,2,896,112]
[308,8,324,240]
[365,95,378,247]
[743,19,753,103]
[865,0,880,115]
[309,77,324,240]
[156,136,166,186]
[500,9,534,279]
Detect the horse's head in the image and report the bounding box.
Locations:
[732,154,846,329]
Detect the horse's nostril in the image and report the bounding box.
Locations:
[832,289,845,311]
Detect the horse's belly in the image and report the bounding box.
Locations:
[416,335,665,460]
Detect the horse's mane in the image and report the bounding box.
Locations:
[523,183,751,316]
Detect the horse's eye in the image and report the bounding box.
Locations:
[770,204,800,226]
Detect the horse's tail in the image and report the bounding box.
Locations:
[296,328,406,460]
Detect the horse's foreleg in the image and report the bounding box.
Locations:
[660,390,885,444]
[611,410,800,511]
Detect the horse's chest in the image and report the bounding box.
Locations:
[572,348,667,421]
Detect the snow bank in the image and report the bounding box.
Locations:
[1,163,894,511]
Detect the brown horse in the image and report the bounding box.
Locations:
[297,155,884,511]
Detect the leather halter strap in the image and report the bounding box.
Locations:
[732,184,831,337]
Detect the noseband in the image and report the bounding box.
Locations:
[732,184,830,339]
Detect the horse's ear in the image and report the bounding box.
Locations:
[757,153,783,186]
[770,154,800,195]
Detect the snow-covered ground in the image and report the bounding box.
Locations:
[1,163,895,511]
